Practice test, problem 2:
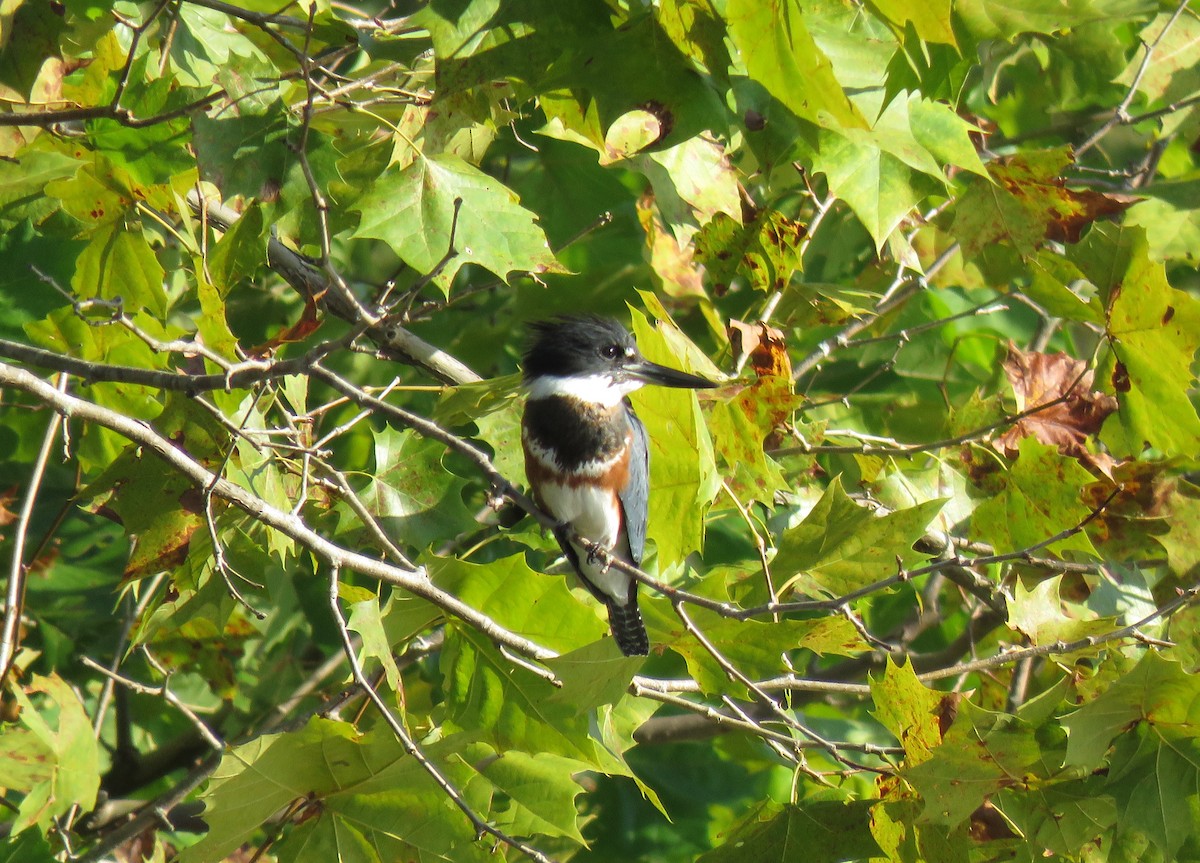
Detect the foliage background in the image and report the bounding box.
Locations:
[1,0,1200,861]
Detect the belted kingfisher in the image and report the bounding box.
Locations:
[521,316,716,656]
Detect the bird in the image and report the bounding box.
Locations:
[520,315,717,656]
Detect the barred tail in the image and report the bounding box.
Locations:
[606,600,649,656]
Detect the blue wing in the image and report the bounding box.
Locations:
[618,405,650,566]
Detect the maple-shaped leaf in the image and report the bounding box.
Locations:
[952,148,1139,259]
[993,343,1119,476]
[695,210,805,294]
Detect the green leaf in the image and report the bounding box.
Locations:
[184,720,495,863]
[951,148,1071,260]
[1117,11,1200,128]
[996,778,1118,860]
[970,438,1099,558]
[1100,228,1200,458]
[207,201,268,292]
[953,0,1156,43]
[1105,721,1200,859]
[44,153,140,228]
[1008,576,1116,647]
[673,610,867,696]
[870,658,949,766]
[75,393,225,579]
[694,211,806,293]
[0,830,56,863]
[707,377,795,502]
[441,624,598,762]
[1062,652,1200,770]
[347,593,403,692]
[356,427,475,551]
[726,0,865,131]
[773,476,944,597]
[1155,482,1200,578]
[699,799,883,862]
[430,555,607,655]
[1025,250,1106,324]
[809,128,943,249]
[629,135,742,238]
[2,674,101,835]
[629,310,719,568]
[351,153,563,291]
[466,749,587,843]
[905,700,1042,826]
[0,143,83,226]
[868,0,957,45]
[71,223,168,320]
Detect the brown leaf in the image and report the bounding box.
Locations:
[0,486,18,527]
[727,319,799,450]
[728,319,792,380]
[1041,189,1140,243]
[249,292,323,357]
[993,344,1119,475]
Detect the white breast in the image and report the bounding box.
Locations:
[536,480,632,604]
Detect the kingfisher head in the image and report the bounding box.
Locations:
[522,315,716,407]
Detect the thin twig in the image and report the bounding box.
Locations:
[0,375,66,686]
[1076,0,1193,155]
[328,567,558,863]
[81,655,224,751]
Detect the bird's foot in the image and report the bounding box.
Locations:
[585,541,612,572]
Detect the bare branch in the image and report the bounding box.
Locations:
[0,360,554,661]
[0,375,66,686]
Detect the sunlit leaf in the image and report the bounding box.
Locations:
[352,153,563,291]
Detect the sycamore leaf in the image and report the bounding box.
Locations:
[993,343,1119,476]
[1155,482,1200,578]
[954,0,1155,43]
[1101,230,1200,458]
[184,721,509,863]
[71,223,167,320]
[356,427,475,551]
[630,310,719,568]
[673,609,867,696]
[695,211,806,293]
[699,800,882,863]
[971,438,1100,557]
[952,149,1138,260]
[871,658,954,767]
[726,0,866,131]
[1063,652,1200,769]
[351,154,563,292]
[810,128,943,249]
[773,477,945,597]
[708,322,799,501]
[869,0,957,45]
[462,749,587,843]
[1007,576,1116,647]
[441,624,600,763]
[2,675,101,835]
[905,701,1042,826]
[429,555,607,655]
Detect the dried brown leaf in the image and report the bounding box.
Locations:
[994,343,1120,476]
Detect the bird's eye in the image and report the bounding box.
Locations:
[600,344,622,359]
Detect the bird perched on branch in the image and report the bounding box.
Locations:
[521,316,716,656]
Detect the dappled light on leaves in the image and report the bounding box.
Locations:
[0,0,1198,861]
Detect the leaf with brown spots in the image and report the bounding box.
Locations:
[695,210,805,294]
[728,319,792,381]
[993,343,1119,477]
[952,148,1139,259]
